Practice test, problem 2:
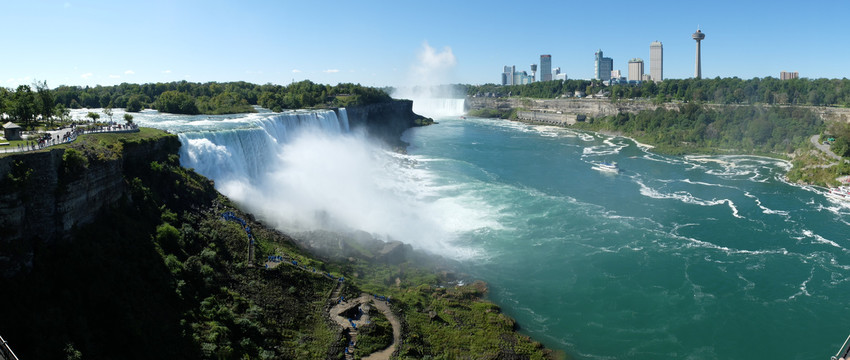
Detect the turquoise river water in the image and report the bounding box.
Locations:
[109,107,850,360]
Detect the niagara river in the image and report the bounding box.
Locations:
[109,105,850,360]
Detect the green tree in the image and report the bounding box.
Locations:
[156,90,199,115]
[124,113,134,124]
[0,87,8,115]
[86,111,100,123]
[35,80,55,126]
[12,85,36,128]
[54,103,71,124]
[126,95,143,112]
[103,106,113,123]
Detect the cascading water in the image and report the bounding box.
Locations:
[127,107,490,256]
[410,98,466,118]
[178,109,349,184]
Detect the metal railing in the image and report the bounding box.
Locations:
[0,334,20,360]
[832,333,850,360]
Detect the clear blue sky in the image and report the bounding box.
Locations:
[2,0,848,89]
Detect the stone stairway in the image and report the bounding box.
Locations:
[344,328,358,360]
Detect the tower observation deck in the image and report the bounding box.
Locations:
[692,29,705,79]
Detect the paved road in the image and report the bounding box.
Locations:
[811,135,843,161]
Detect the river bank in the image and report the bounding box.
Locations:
[468,98,847,187]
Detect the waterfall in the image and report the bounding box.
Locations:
[411,98,466,119]
[168,107,484,256]
[178,109,349,184]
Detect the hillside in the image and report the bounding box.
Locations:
[466,97,850,186]
[0,129,557,359]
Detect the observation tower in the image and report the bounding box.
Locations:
[692,29,705,79]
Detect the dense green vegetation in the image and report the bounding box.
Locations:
[257,81,391,112]
[468,77,850,186]
[468,107,520,120]
[568,103,850,186]
[0,130,556,359]
[468,77,850,106]
[352,307,393,358]
[575,103,824,154]
[468,80,596,99]
[607,77,850,105]
[0,80,392,121]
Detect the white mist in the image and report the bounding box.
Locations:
[178,111,491,258]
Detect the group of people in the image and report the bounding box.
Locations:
[5,122,140,154]
[221,211,254,245]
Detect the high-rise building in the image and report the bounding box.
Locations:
[530,64,538,82]
[513,70,533,85]
[650,41,663,82]
[594,50,613,81]
[553,67,568,81]
[780,71,799,80]
[628,58,644,82]
[502,65,515,85]
[692,29,705,79]
[540,55,552,82]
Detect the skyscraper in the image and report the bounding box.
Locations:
[502,65,515,85]
[628,58,644,82]
[594,50,613,81]
[692,29,705,79]
[540,55,552,82]
[780,71,799,80]
[650,41,663,82]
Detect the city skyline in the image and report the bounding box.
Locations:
[2,0,849,89]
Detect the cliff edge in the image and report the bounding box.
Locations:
[0,129,180,277]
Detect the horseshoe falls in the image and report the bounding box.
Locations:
[130,108,850,360]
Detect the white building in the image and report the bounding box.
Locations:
[650,41,663,82]
[628,58,644,82]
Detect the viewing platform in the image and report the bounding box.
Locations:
[0,124,140,154]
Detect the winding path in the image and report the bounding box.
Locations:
[329,293,402,360]
[261,253,401,359]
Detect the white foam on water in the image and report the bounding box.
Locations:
[635,179,744,218]
[801,229,843,249]
[176,109,503,260]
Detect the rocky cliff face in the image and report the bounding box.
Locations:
[343,100,420,144]
[0,134,179,277]
[466,97,678,118]
[467,96,850,123]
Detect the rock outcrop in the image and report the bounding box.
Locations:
[343,100,421,144]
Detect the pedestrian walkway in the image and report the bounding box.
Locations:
[330,292,402,360]
[0,123,139,154]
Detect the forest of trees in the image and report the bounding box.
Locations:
[575,103,825,155]
[467,77,850,107]
[467,79,597,99]
[0,80,393,124]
